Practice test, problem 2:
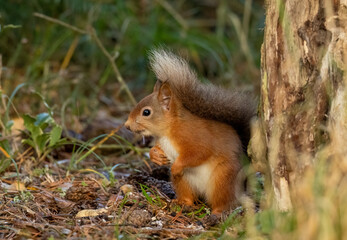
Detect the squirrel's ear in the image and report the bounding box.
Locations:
[158,83,172,111]
[153,80,162,92]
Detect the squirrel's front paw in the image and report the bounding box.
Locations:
[149,145,169,166]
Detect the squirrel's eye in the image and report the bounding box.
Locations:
[142,109,151,116]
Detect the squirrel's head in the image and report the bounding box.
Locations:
[124,82,175,137]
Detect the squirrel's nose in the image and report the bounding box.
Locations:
[124,120,131,131]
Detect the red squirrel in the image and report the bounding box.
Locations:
[125,50,255,215]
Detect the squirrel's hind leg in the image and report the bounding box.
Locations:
[171,175,196,206]
[209,162,240,215]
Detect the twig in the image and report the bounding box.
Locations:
[33,13,87,34]
[119,226,207,236]
[156,0,188,30]
[96,144,149,152]
[0,146,10,158]
[89,28,137,105]
[0,133,21,141]
[60,36,80,71]
[33,12,137,105]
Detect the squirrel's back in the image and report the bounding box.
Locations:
[150,49,256,151]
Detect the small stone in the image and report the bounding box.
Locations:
[120,184,135,195]
[151,220,163,228]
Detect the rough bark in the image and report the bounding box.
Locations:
[251,0,347,210]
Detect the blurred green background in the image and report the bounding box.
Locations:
[0,0,264,124]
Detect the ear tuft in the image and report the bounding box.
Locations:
[158,83,171,111]
[153,80,162,92]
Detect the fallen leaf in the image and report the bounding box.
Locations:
[12,117,25,133]
[22,205,36,215]
[0,181,12,190]
[54,197,75,211]
[120,184,135,195]
[57,182,73,192]
[44,172,55,183]
[75,208,108,218]
[10,181,26,191]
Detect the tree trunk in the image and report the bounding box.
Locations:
[251,0,347,211]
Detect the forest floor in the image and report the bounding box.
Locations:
[0,2,261,238]
[0,115,243,239]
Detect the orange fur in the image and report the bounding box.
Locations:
[167,97,241,214]
[171,175,196,206]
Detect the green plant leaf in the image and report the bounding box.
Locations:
[23,114,36,133]
[0,138,12,155]
[36,134,50,155]
[140,184,155,204]
[0,159,11,173]
[34,113,52,127]
[23,114,43,139]
[33,92,54,116]
[5,83,27,123]
[22,139,35,148]
[5,120,14,130]
[49,125,62,147]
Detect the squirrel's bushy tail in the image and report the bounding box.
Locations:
[150,49,256,151]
